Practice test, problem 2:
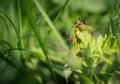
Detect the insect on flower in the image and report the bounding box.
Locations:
[72,19,94,44]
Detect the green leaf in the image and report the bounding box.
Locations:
[96,35,104,54]
[84,44,91,57]
[101,56,112,64]
[63,68,72,80]
[102,35,117,55]
[103,48,117,55]
[74,71,94,84]
[77,31,92,48]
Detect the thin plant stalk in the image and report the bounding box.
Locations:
[33,0,68,50]
[17,0,26,67]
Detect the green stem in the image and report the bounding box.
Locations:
[17,0,25,67]
[0,11,19,39]
[53,0,69,23]
[30,16,58,84]
[33,0,68,50]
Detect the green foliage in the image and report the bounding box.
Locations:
[0,0,120,84]
[18,75,42,84]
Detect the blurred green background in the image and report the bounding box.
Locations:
[0,0,120,84]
